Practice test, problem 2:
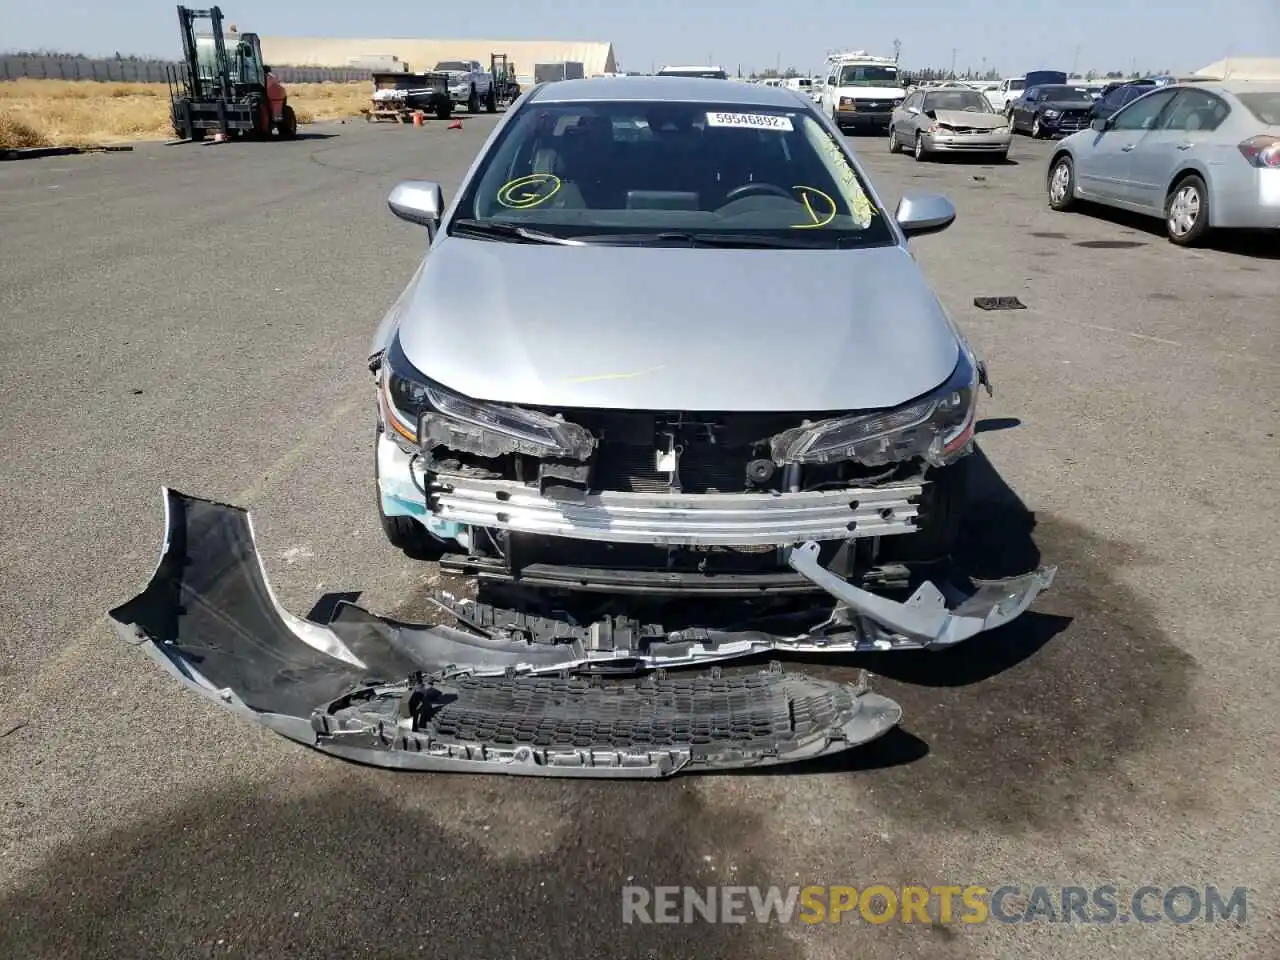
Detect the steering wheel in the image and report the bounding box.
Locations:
[723,182,795,203]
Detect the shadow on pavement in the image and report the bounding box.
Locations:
[1064,202,1280,260]
[0,772,802,960]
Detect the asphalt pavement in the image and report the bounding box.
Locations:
[1,115,1277,959]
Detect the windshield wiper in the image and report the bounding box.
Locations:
[451,219,584,246]
[578,231,820,249]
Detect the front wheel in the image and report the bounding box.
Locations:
[888,127,900,152]
[278,104,297,139]
[1031,116,1043,139]
[1047,155,1076,210]
[1165,175,1210,246]
[485,86,497,112]
[467,86,480,112]
[913,132,928,161]
[435,99,453,120]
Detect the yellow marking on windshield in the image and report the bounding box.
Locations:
[789,185,837,228]
[563,365,667,383]
[497,174,562,208]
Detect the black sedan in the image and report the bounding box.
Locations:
[1091,79,1159,121]
[1007,84,1095,137]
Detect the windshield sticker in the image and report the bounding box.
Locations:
[789,186,837,229]
[497,174,562,209]
[817,133,875,226]
[705,111,794,131]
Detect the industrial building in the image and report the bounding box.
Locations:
[259,38,617,85]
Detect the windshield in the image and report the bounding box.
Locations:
[1008,79,1026,91]
[453,99,893,248]
[1237,91,1280,125]
[435,61,470,72]
[924,90,993,113]
[1039,86,1092,102]
[838,65,899,86]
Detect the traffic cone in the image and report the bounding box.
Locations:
[448,119,463,131]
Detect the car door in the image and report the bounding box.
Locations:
[897,91,922,137]
[823,67,840,114]
[1071,88,1172,203]
[1097,88,1181,203]
[1125,88,1230,212]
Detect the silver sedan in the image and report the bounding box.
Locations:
[889,88,1013,161]
[1046,80,1280,244]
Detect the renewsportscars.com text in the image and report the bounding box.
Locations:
[621,885,1249,925]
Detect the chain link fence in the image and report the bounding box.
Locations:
[0,56,372,84]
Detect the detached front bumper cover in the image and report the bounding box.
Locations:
[108,489,905,777]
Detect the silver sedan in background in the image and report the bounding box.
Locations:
[1046,80,1280,245]
[889,88,1013,161]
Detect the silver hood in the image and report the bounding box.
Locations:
[394,237,961,411]
[932,109,1008,129]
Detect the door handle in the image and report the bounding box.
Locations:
[1121,144,1135,151]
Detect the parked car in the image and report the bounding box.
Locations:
[889,87,1012,161]
[1046,81,1280,244]
[1091,79,1159,121]
[1008,84,1095,137]
[370,75,1053,660]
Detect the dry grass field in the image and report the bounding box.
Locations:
[0,79,370,148]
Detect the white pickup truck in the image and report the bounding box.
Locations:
[986,77,1026,114]
[432,60,497,113]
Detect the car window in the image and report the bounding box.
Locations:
[1159,89,1230,132]
[837,64,899,86]
[456,99,895,248]
[1023,87,1039,101]
[1235,91,1280,125]
[1110,89,1178,130]
[924,90,993,113]
[435,61,469,72]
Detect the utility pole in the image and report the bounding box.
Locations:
[775,51,781,75]
[1072,43,1081,77]
[892,38,901,63]
[950,48,956,79]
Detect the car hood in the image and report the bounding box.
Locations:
[932,109,1007,128]
[392,237,960,412]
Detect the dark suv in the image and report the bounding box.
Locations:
[1091,79,1159,121]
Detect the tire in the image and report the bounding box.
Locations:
[888,127,901,153]
[278,104,297,139]
[467,86,480,113]
[913,132,928,161]
[1031,116,1043,139]
[877,459,970,564]
[435,99,452,120]
[1165,174,1210,246]
[374,424,445,559]
[485,86,497,113]
[1047,154,1076,211]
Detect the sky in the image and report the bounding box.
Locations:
[2,0,1278,76]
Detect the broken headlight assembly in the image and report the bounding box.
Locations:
[770,349,980,468]
[379,334,595,458]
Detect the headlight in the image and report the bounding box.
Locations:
[379,334,594,458]
[993,125,1009,134]
[839,96,854,108]
[1043,109,1060,118]
[771,350,979,468]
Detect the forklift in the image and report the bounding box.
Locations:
[167,5,297,142]
[490,53,521,106]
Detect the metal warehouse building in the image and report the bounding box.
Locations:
[260,38,617,85]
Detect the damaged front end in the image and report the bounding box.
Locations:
[109,490,904,777]
[372,334,1054,654]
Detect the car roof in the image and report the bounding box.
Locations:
[530,75,804,106]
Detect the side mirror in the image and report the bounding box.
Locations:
[388,179,445,234]
[906,106,920,115]
[1090,116,1109,132]
[895,193,956,238]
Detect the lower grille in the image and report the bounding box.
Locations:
[595,442,754,493]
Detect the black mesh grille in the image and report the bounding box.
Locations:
[426,670,847,749]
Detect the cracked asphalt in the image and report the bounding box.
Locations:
[1,114,1277,959]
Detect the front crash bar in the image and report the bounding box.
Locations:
[107,489,903,777]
